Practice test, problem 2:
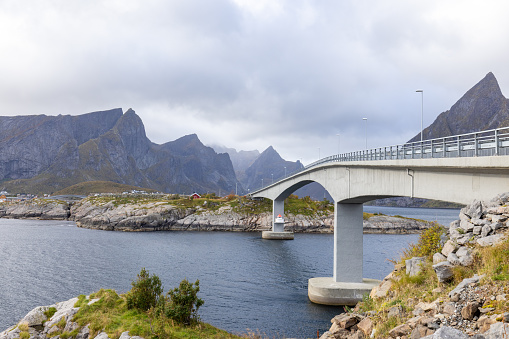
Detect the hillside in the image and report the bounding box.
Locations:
[0,109,240,195]
[409,72,509,142]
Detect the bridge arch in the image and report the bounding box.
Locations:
[251,156,509,305]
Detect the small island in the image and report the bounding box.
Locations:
[0,193,435,234]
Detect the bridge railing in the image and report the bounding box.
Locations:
[253,127,509,192]
[303,126,509,170]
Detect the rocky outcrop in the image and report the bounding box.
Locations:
[325,194,509,338]
[0,200,70,220]
[0,297,142,339]
[70,199,432,233]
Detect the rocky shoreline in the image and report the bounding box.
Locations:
[0,198,434,234]
[320,193,509,339]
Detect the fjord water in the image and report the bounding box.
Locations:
[0,207,459,338]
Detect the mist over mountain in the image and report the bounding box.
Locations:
[0,108,239,195]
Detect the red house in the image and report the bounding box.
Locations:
[191,193,201,199]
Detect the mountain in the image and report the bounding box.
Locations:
[243,146,302,191]
[409,72,509,142]
[0,108,239,195]
[210,145,260,183]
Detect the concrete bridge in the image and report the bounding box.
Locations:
[249,127,509,305]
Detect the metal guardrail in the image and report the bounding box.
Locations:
[303,127,509,169]
[254,127,509,192]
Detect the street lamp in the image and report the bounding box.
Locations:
[284,166,287,177]
[362,118,368,149]
[271,173,274,184]
[261,178,264,187]
[416,90,423,142]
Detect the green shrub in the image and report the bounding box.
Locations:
[401,223,446,260]
[164,279,204,325]
[126,268,163,311]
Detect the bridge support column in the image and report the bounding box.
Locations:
[308,202,379,305]
[262,198,294,240]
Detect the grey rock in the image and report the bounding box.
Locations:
[448,274,483,298]
[456,246,474,266]
[471,218,490,226]
[491,214,507,223]
[460,219,475,232]
[388,305,403,318]
[441,240,457,257]
[473,226,483,235]
[481,225,492,237]
[433,261,454,283]
[20,305,52,326]
[457,234,473,245]
[466,200,484,219]
[433,252,447,264]
[406,257,426,277]
[421,326,469,338]
[476,234,507,247]
[441,302,456,315]
[483,322,509,339]
[94,332,110,339]
[447,252,461,266]
[491,222,504,231]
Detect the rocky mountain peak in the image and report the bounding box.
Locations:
[409,72,509,142]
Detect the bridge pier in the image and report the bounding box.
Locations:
[308,202,379,305]
[262,198,294,240]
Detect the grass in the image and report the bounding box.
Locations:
[353,228,509,337]
[72,289,242,339]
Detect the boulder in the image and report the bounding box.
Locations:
[388,305,403,318]
[21,305,53,326]
[473,226,482,235]
[331,313,359,329]
[370,279,392,298]
[476,234,507,247]
[406,257,426,277]
[411,325,434,339]
[441,302,456,316]
[456,246,474,266]
[483,322,509,339]
[356,317,373,337]
[433,261,454,283]
[447,252,461,266]
[388,323,411,337]
[481,224,492,237]
[441,240,457,257]
[464,200,484,219]
[433,253,447,264]
[459,220,475,232]
[448,274,483,298]
[491,214,507,223]
[421,326,469,338]
[460,301,479,320]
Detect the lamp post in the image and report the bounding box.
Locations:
[416,90,423,142]
[284,166,287,177]
[261,178,264,188]
[318,147,321,160]
[271,173,274,184]
[362,118,368,149]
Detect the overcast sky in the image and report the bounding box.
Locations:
[2,0,509,164]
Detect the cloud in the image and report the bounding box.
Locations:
[1,0,509,164]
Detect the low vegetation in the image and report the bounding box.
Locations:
[73,268,241,339]
[354,226,509,338]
